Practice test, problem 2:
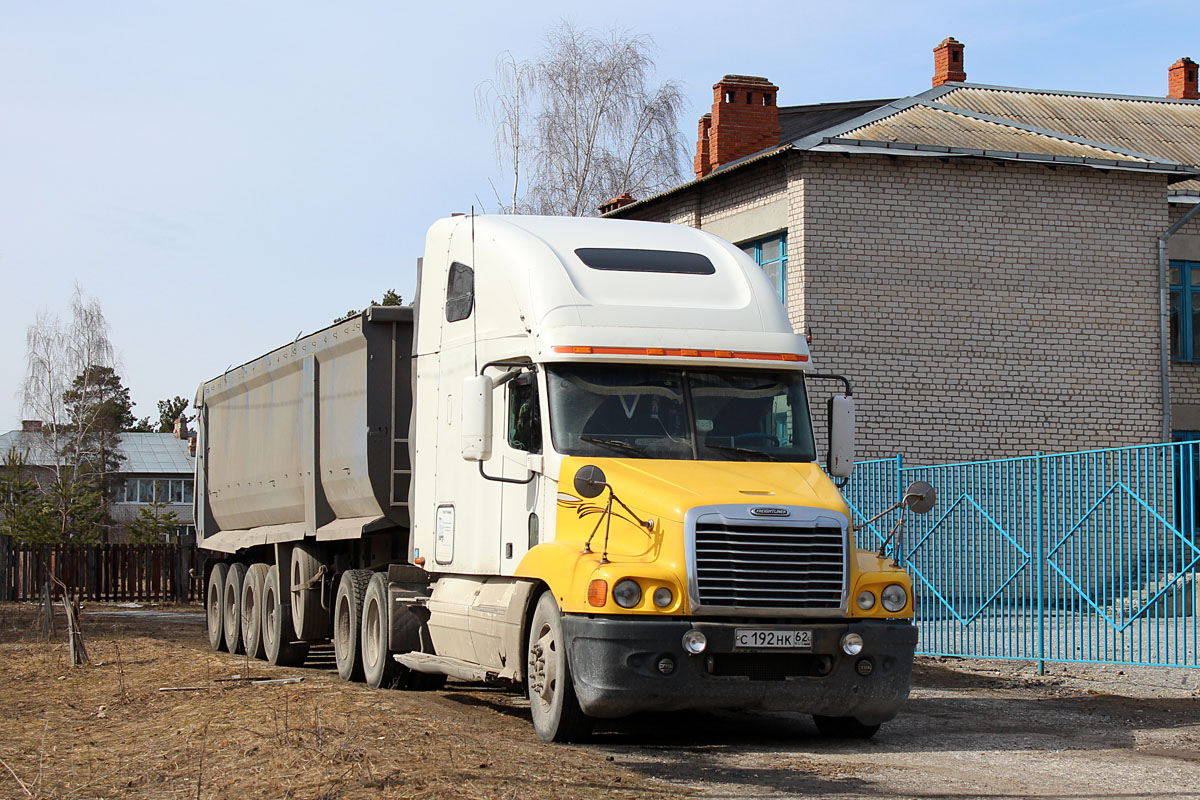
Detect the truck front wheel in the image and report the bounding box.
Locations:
[527,593,593,743]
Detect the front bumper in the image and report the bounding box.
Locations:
[561,616,918,724]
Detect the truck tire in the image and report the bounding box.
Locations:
[263,564,309,667]
[222,562,247,654]
[333,569,373,682]
[206,563,228,652]
[527,592,593,743]
[361,572,402,689]
[241,563,269,660]
[290,542,328,641]
[813,715,881,739]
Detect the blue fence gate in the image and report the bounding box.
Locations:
[845,442,1200,669]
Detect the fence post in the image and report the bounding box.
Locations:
[1035,451,1046,676]
[0,535,10,602]
[895,454,905,565]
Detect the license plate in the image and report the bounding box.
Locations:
[733,628,813,650]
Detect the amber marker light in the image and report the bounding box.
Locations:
[551,345,808,362]
[588,579,609,607]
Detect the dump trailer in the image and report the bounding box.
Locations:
[197,214,922,742]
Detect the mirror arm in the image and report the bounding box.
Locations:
[805,372,853,395]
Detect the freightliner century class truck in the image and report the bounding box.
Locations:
[197,214,922,742]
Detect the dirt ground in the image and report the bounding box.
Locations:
[2,603,1199,800]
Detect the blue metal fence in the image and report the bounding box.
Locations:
[845,442,1200,669]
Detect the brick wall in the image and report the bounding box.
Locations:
[800,155,1166,464]
[614,152,1170,465]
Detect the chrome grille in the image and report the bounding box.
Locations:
[690,511,847,613]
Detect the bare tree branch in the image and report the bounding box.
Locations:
[479,23,686,217]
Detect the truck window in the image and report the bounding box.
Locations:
[574,248,716,275]
[507,373,542,454]
[446,262,474,322]
[546,364,816,462]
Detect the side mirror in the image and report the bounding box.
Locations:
[461,375,493,461]
[826,394,855,478]
[903,481,936,514]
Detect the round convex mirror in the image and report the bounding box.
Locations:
[903,481,936,514]
[573,465,607,498]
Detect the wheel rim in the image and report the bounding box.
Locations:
[530,620,559,711]
[207,583,219,630]
[264,584,276,647]
[224,583,237,630]
[364,597,380,669]
[244,588,255,630]
[336,593,351,655]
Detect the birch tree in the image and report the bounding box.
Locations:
[478,23,687,216]
[20,286,125,542]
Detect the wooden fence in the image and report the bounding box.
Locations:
[0,536,203,603]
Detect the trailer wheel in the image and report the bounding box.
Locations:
[222,562,247,654]
[334,569,373,682]
[527,592,593,743]
[813,715,881,739]
[290,542,328,641]
[361,572,403,689]
[241,563,269,660]
[262,564,309,667]
[206,563,228,652]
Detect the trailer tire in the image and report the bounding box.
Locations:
[361,572,402,689]
[206,563,228,652]
[222,562,247,654]
[527,592,593,743]
[333,569,373,682]
[290,542,328,641]
[813,715,881,739]
[263,564,309,667]
[241,563,269,660]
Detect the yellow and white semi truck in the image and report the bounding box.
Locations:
[197,215,919,742]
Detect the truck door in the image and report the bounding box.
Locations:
[499,369,542,574]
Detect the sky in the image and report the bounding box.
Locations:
[3,0,1199,428]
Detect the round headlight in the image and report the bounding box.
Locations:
[653,586,674,608]
[840,632,864,656]
[613,579,642,609]
[881,583,908,613]
[856,590,876,611]
[682,629,707,654]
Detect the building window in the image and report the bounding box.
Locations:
[1170,260,1200,361]
[116,478,194,505]
[741,233,787,302]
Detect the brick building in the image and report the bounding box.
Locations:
[606,39,1200,465]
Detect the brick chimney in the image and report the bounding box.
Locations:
[597,193,635,215]
[932,37,966,87]
[694,113,712,177]
[1169,57,1199,100]
[173,415,190,440]
[188,433,197,458]
[21,420,43,433]
[694,76,780,178]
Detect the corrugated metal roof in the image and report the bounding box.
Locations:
[779,98,897,142]
[934,86,1200,168]
[0,430,193,475]
[839,103,1156,162]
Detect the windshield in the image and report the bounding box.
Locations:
[546,364,816,462]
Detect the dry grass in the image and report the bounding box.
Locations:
[0,603,670,799]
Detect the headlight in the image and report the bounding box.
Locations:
[653,586,674,608]
[613,579,642,608]
[682,629,707,654]
[881,583,908,612]
[856,590,876,611]
[840,632,864,656]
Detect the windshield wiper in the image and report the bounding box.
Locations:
[579,435,645,455]
[703,443,780,462]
